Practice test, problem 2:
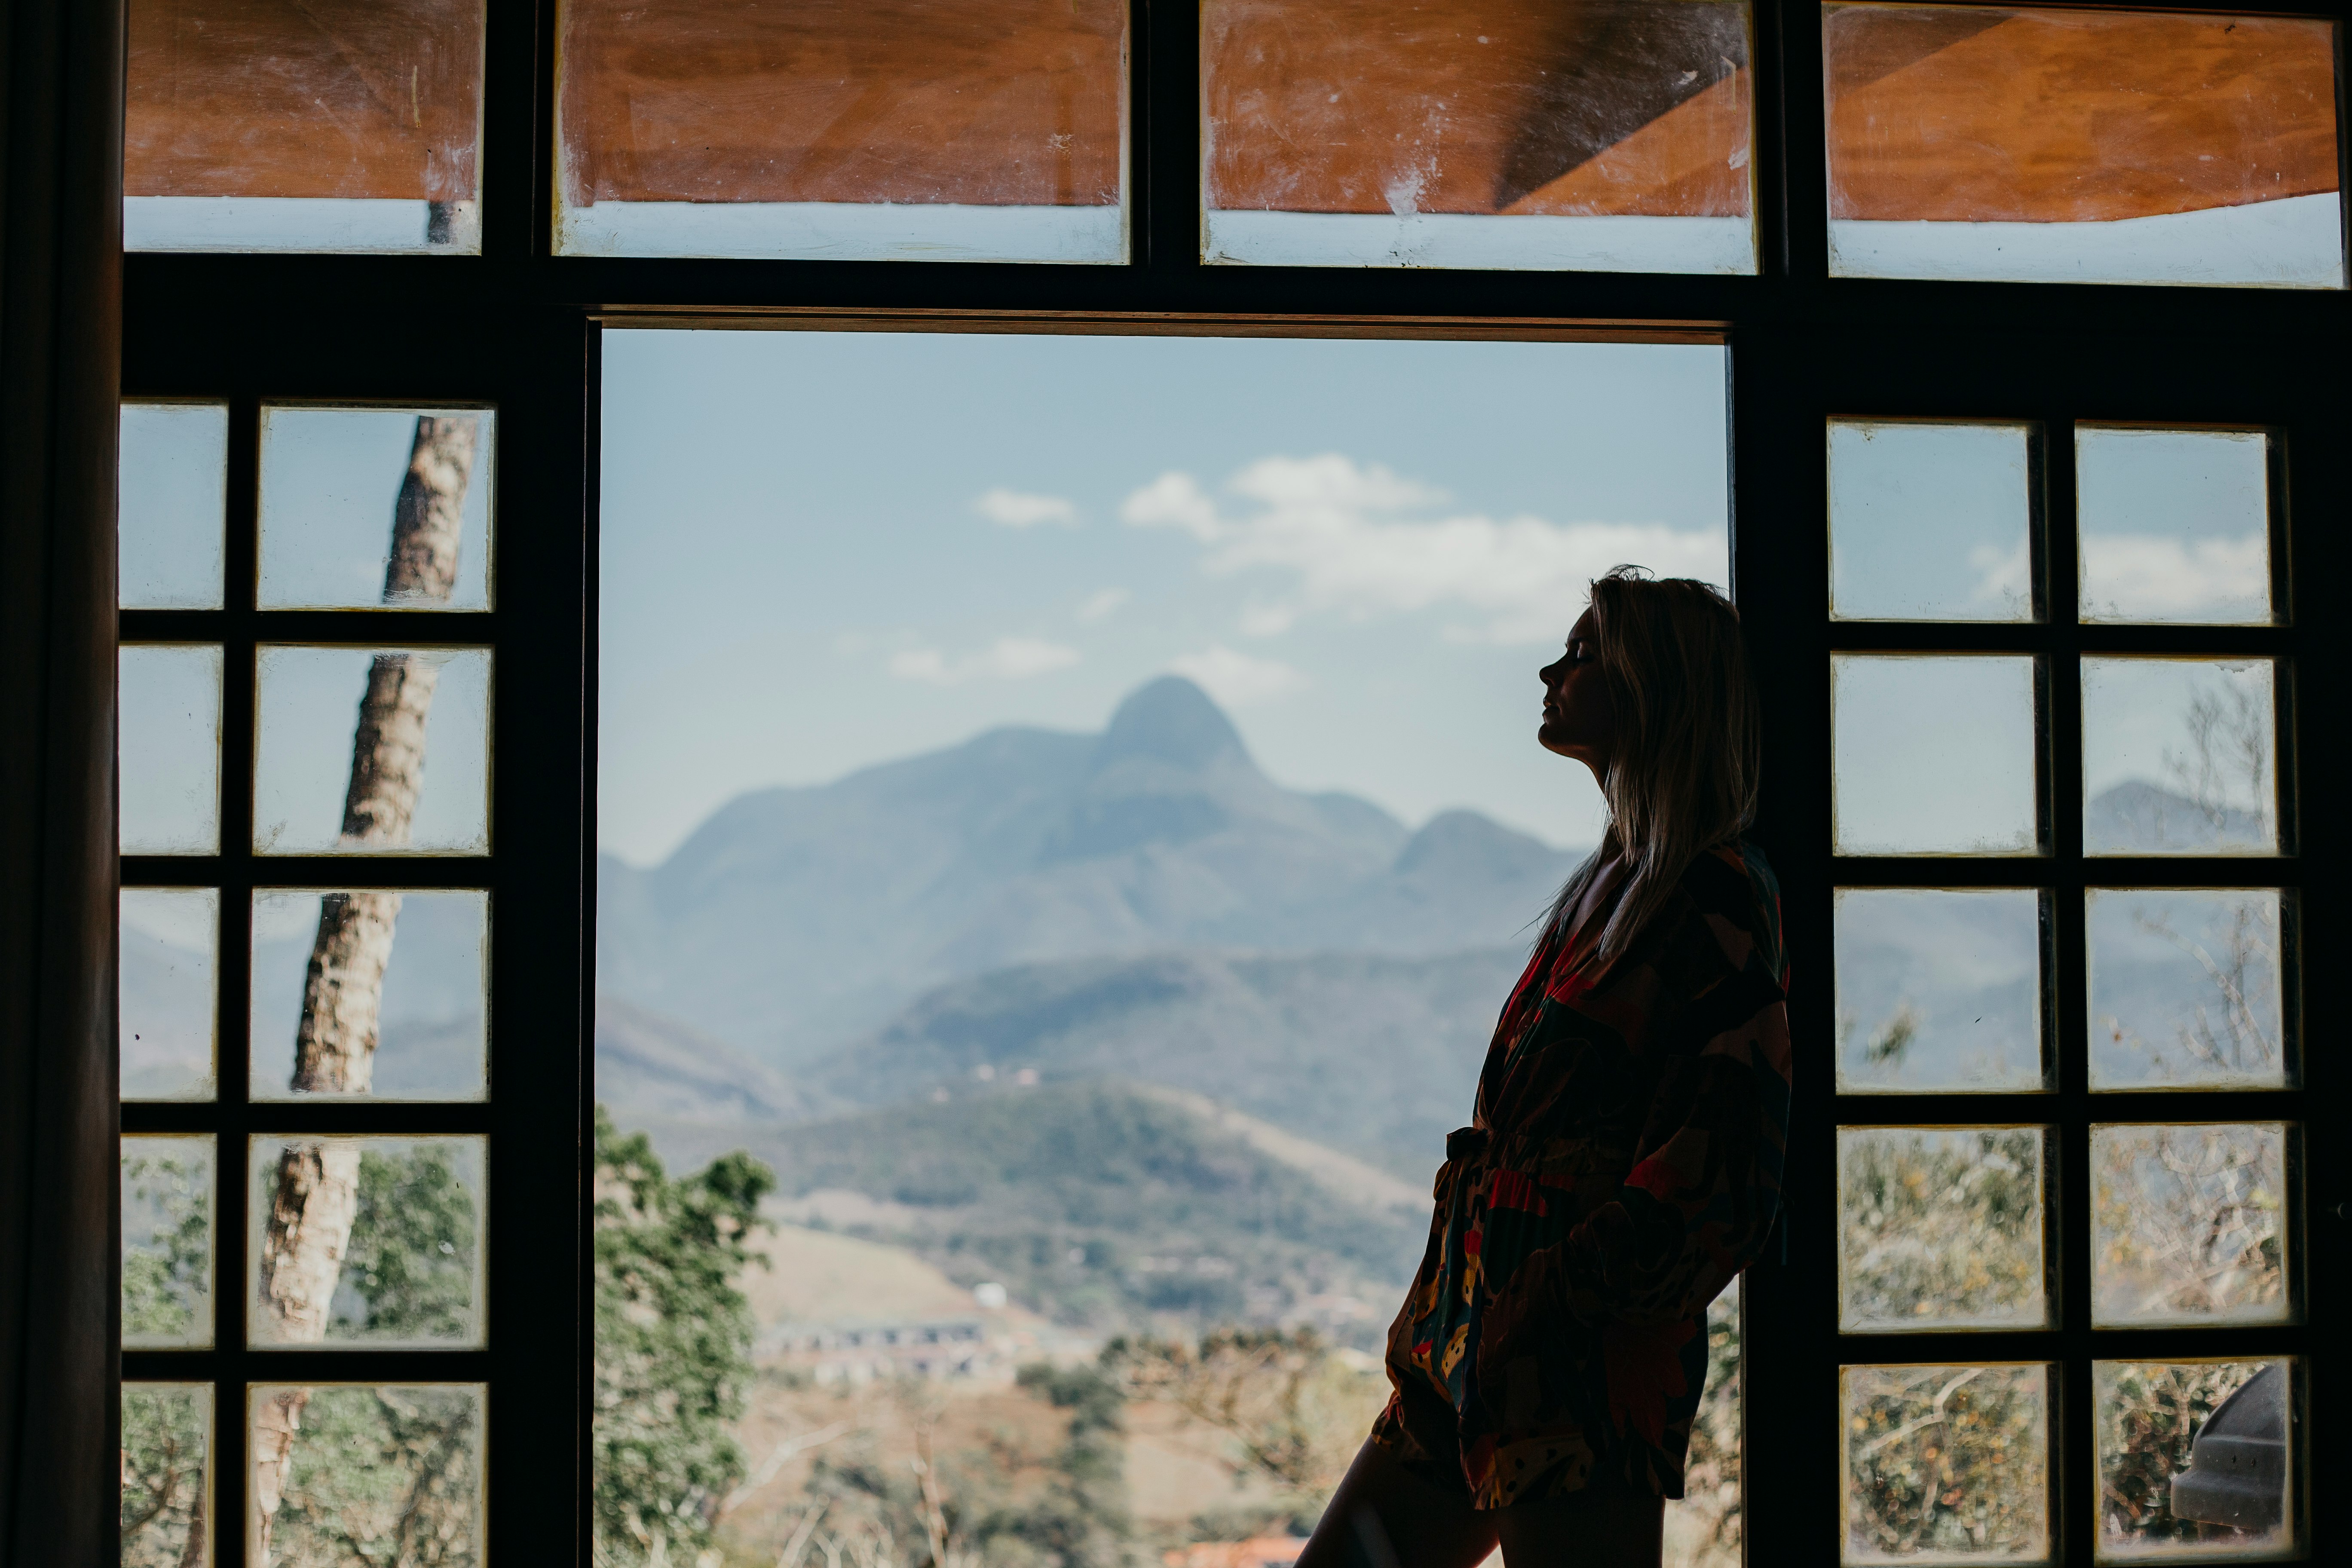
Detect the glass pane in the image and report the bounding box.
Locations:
[2095,1361,2294,1560]
[2078,430,2272,626]
[119,401,227,609]
[120,643,223,855]
[2092,1123,2288,1328]
[1203,0,1756,273]
[556,0,1127,262]
[123,1383,213,1568]
[1828,421,2033,622]
[122,1134,214,1349]
[1838,1127,2049,1332]
[2082,658,2275,857]
[253,645,491,856]
[1825,6,2344,288]
[125,0,485,253]
[2088,890,2286,1090]
[249,1135,485,1348]
[1832,655,2039,856]
[122,887,219,1101]
[1668,1283,1743,1567]
[251,888,487,1100]
[1841,1363,2051,1562]
[259,407,492,610]
[248,1384,485,1562]
[1835,889,2044,1093]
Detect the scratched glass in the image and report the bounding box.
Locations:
[2088,889,2286,1091]
[252,645,491,856]
[121,886,219,1102]
[1838,1127,2050,1332]
[124,0,485,252]
[1825,5,2344,288]
[259,407,495,610]
[250,888,488,1101]
[2091,1123,2289,1329]
[1833,655,2040,856]
[120,643,223,856]
[1201,0,1757,273]
[247,1135,485,1349]
[1841,1363,2051,1562]
[1829,421,2034,622]
[1835,888,2047,1093]
[118,401,227,609]
[122,1383,213,1568]
[2094,1360,2295,1559]
[2082,658,2276,856]
[246,1384,485,1562]
[122,1134,214,1350]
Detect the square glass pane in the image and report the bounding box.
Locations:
[120,643,223,855]
[1825,6,2344,288]
[1838,1127,2049,1332]
[251,888,487,1100]
[2089,890,2287,1091]
[1835,889,2046,1093]
[2092,1123,2288,1328]
[119,401,227,609]
[1833,655,2040,856]
[253,646,490,856]
[125,0,485,253]
[1202,0,1757,273]
[2095,1360,2294,1559]
[1841,1363,2051,1562]
[2078,429,2272,626]
[2082,658,2275,856]
[260,407,493,610]
[556,1,1128,262]
[248,1384,485,1562]
[1829,421,2034,622]
[248,1135,485,1348]
[123,1383,213,1568]
[122,887,218,1101]
[122,1134,214,1349]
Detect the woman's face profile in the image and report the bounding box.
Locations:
[1538,607,1616,774]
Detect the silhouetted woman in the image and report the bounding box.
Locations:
[1300,568,1791,1568]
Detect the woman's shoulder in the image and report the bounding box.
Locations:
[1669,838,1787,984]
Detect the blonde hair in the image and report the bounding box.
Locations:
[1545,566,1761,962]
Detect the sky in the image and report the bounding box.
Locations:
[595,330,1732,865]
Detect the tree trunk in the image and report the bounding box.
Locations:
[253,415,480,1560]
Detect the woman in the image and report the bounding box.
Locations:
[1300,568,1791,1568]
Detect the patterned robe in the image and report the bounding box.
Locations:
[1369,841,1791,1507]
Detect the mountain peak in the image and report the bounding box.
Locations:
[1092,676,1250,774]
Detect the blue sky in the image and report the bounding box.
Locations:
[596,330,1731,864]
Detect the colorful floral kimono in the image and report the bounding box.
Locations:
[1369,840,1792,1507]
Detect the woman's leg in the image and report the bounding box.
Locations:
[1295,1440,1498,1568]
[1491,1485,1663,1568]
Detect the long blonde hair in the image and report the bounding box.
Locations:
[1544,567,1761,962]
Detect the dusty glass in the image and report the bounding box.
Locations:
[2078,429,2272,625]
[122,1135,214,1350]
[2092,1123,2288,1329]
[251,888,488,1101]
[1833,655,2039,855]
[1835,888,2045,1092]
[122,1383,212,1568]
[1825,5,2344,288]
[124,0,485,253]
[248,1135,485,1348]
[246,1384,485,1561]
[1838,1127,2049,1332]
[121,886,218,1101]
[119,401,227,609]
[2094,1360,2294,1559]
[2082,658,2275,856]
[1829,421,2034,622]
[120,643,223,855]
[2088,890,2286,1091]
[1841,1363,2050,1562]
[259,407,494,609]
[1201,0,1757,273]
[555,0,1127,262]
[252,646,491,856]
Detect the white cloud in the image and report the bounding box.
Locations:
[1076,587,1130,623]
[1968,541,2033,613]
[1169,645,1309,707]
[889,636,1081,685]
[2082,533,2266,615]
[976,487,1079,528]
[1121,453,1722,645]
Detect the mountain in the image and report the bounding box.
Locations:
[2085,779,2271,854]
[598,676,1577,1069]
[594,995,828,1127]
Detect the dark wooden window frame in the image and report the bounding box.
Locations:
[107,1,2348,1561]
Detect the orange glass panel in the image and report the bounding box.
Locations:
[125,0,485,252]
[555,0,1128,261]
[1824,5,2343,287]
[1203,0,1756,272]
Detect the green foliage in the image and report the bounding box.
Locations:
[593,1106,775,1568]
[2098,1362,2273,1550]
[121,1154,209,1342]
[122,1384,207,1568]
[271,1386,482,1568]
[1839,1129,2043,1327]
[340,1147,478,1339]
[1845,1365,2046,1558]
[1007,1362,1133,1568]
